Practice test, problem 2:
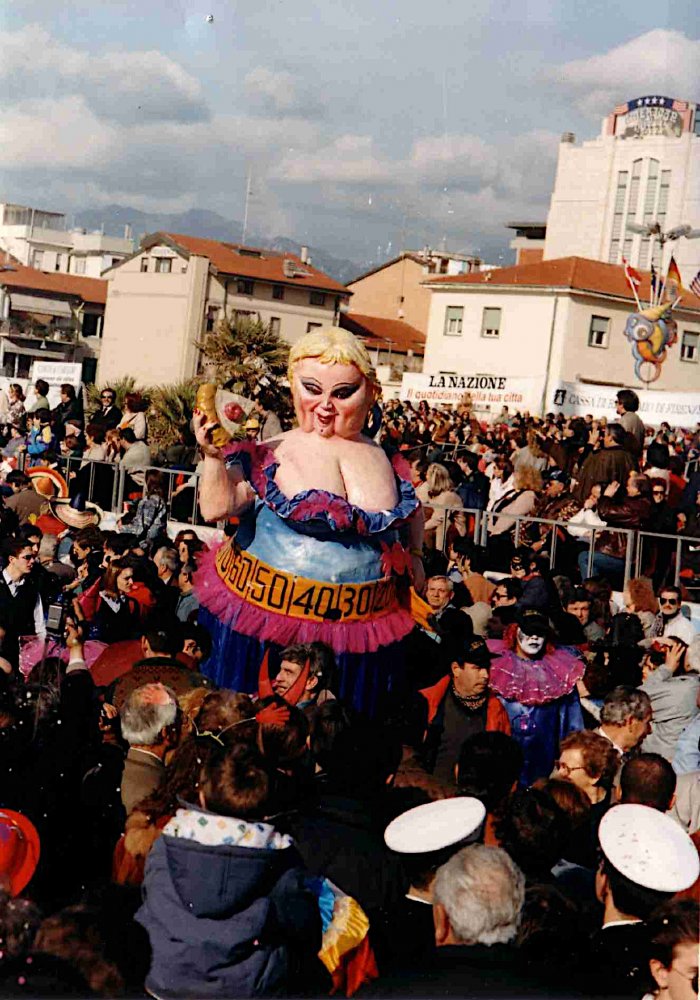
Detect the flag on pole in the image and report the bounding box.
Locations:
[690,269,700,299]
[665,255,684,297]
[622,257,642,308]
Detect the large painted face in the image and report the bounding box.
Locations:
[516,628,545,658]
[292,358,374,439]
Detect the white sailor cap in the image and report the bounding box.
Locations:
[384,797,486,854]
[598,804,699,893]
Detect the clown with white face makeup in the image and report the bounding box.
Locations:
[487,609,585,786]
[192,327,424,714]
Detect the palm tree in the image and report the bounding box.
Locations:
[149,379,200,452]
[197,314,290,419]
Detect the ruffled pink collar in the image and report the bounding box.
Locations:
[487,640,585,706]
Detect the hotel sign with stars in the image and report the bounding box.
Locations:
[615,96,687,139]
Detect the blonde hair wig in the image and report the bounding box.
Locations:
[288,327,381,396]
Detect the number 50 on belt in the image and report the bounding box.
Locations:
[216,543,398,624]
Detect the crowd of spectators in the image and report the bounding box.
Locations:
[0,387,696,998]
[382,390,700,593]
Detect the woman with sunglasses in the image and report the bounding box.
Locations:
[642,899,699,1000]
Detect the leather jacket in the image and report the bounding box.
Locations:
[597,494,651,558]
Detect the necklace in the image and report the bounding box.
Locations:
[451,685,487,710]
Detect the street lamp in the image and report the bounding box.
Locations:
[626,220,700,245]
[625,221,700,283]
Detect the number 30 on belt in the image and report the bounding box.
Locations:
[215,543,398,624]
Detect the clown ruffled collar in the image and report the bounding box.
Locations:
[486,640,585,706]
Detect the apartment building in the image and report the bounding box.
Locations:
[98,232,350,384]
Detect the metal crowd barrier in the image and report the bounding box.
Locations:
[30,455,700,587]
[430,503,654,587]
[635,529,700,590]
[60,456,204,525]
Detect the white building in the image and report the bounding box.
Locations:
[0,203,134,278]
[98,232,350,385]
[544,97,700,285]
[418,256,700,421]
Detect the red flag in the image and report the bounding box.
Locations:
[665,255,684,295]
[622,257,641,293]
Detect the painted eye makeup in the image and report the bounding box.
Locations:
[301,381,323,395]
[332,383,361,400]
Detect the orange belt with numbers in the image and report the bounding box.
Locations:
[215,542,398,624]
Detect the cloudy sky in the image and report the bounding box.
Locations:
[1,1,698,266]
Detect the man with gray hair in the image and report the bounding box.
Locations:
[363,845,529,996]
[424,576,454,619]
[119,682,180,814]
[154,546,180,587]
[154,545,180,616]
[596,686,652,759]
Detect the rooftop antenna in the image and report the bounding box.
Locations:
[241,166,253,245]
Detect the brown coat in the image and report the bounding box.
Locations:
[574,447,637,505]
[5,488,47,525]
[120,748,164,815]
[597,494,651,558]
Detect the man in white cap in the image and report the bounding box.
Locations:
[383,798,485,964]
[590,803,699,997]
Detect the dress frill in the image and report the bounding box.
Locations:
[195,541,415,655]
[487,640,585,706]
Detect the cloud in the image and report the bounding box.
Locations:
[274,135,397,184]
[549,29,700,117]
[0,24,209,124]
[270,127,558,255]
[244,66,325,119]
[0,97,116,169]
[273,128,558,202]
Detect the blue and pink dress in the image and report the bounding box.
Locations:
[195,442,419,714]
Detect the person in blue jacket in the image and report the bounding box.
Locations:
[26,408,56,467]
[487,608,585,786]
[137,738,321,998]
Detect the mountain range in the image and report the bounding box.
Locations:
[74,206,365,285]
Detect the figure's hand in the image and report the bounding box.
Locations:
[604,481,619,498]
[193,410,224,460]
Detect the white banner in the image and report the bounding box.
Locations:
[31,362,82,409]
[551,380,700,426]
[0,364,83,416]
[400,372,544,412]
